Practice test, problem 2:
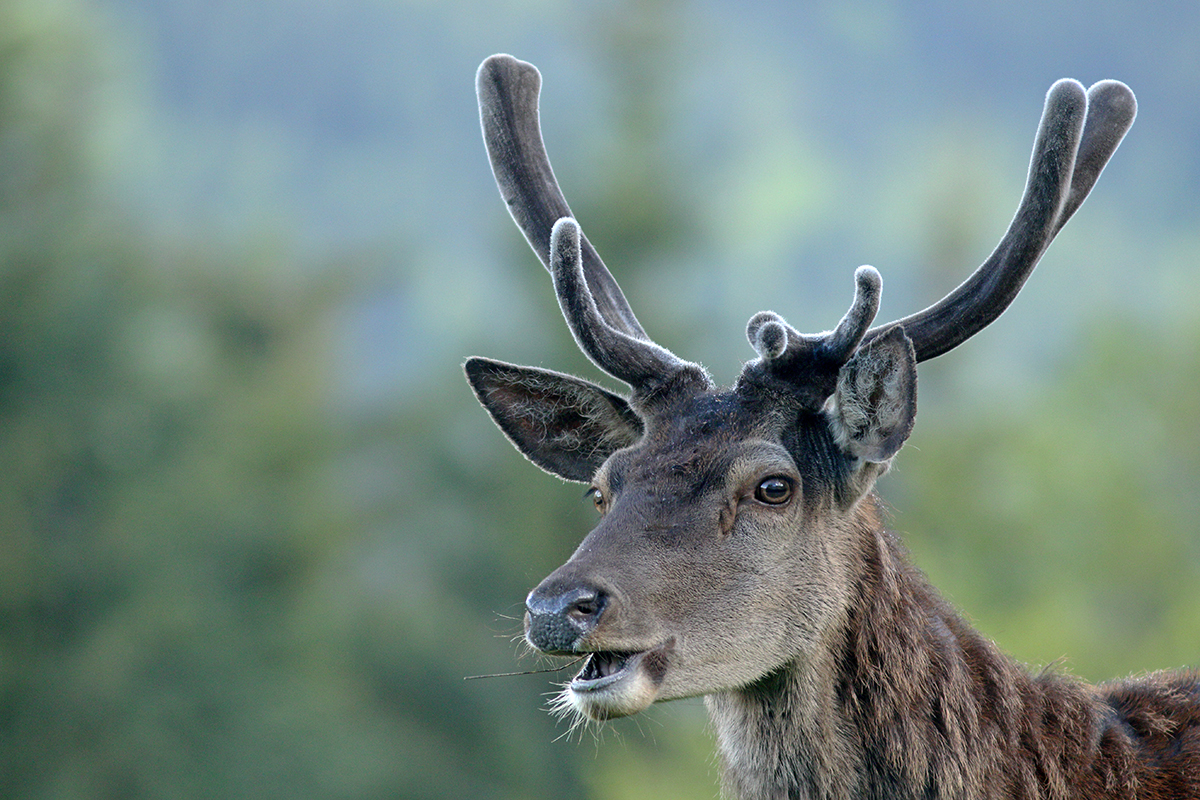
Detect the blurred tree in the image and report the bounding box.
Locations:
[0,2,394,797]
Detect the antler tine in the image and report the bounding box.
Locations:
[746,267,880,365]
[864,78,1135,363]
[552,219,707,394]
[476,54,648,342]
[819,266,883,362]
[747,312,793,361]
[1056,80,1138,233]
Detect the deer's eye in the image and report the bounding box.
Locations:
[586,487,606,513]
[754,477,793,505]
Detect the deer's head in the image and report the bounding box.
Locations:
[465,55,1135,721]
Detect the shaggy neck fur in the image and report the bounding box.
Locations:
[706,497,1200,800]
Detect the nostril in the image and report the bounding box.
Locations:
[524,583,609,653]
[567,590,605,623]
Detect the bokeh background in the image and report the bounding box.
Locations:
[3,0,1199,798]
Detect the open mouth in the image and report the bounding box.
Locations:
[561,641,672,720]
[571,650,638,691]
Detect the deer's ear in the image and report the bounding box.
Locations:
[827,327,917,465]
[464,357,643,482]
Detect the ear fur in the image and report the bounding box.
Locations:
[464,357,643,482]
[826,326,917,465]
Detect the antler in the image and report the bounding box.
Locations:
[863,77,1137,362]
[746,76,1135,394]
[550,218,708,392]
[747,266,883,365]
[477,54,710,399]
[480,53,1135,404]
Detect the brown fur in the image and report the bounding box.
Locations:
[710,498,1200,800]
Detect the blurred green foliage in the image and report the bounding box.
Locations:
[894,314,1200,680]
[0,3,388,796]
[1,0,1197,798]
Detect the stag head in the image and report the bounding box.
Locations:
[465,55,1135,722]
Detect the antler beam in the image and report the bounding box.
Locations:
[477,54,710,400]
[865,78,1137,362]
[476,54,649,343]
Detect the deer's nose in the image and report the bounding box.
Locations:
[525,582,608,653]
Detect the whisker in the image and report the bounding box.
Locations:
[464,656,586,681]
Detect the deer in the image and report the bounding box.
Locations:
[464,54,1199,800]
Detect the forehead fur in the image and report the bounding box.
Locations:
[608,388,850,505]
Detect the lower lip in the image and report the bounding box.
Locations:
[570,651,642,692]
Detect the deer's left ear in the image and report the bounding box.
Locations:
[464,357,643,482]
[826,326,917,465]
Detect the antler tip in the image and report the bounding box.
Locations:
[853,265,882,294]
[1047,77,1086,92]
[477,54,540,98]
[1087,79,1138,124]
[1044,78,1088,118]
[756,321,789,360]
[551,216,580,234]
[746,311,790,360]
[478,53,532,75]
[550,217,582,261]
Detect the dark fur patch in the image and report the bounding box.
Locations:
[642,642,673,687]
[783,411,852,508]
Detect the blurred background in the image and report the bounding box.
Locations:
[2,0,1198,797]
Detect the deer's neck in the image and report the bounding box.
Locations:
[705,499,1133,800]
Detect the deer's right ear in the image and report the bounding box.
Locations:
[464,357,643,482]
